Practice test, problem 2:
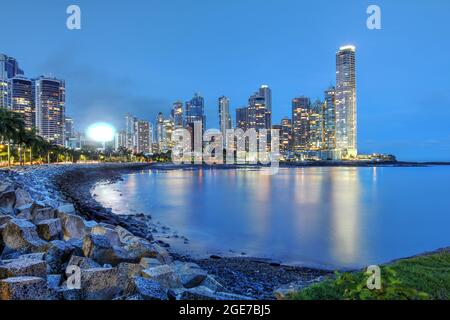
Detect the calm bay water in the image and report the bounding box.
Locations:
[94,166,450,269]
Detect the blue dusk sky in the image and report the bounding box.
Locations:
[1,0,450,161]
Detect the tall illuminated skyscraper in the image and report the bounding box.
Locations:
[171,101,184,129]
[218,96,232,140]
[292,96,311,153]
[8,76,34,130]
[33,76,65,146]
[323,86,336,151]
[335,45,357,158]
[185,93,206,131]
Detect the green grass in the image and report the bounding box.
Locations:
[289,250,450,300]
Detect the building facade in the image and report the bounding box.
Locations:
[33,76,65,146]
[8,76,34,131]
[335,45,357,158]
[171,101,184,129]
[292,96,311,153]
[185,93,206,131]
[218,96,232,142]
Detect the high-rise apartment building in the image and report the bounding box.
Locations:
[335,45,357,157]
[280,117,292,155]
[292,96,311,153]
[308,100,324,151]
[185,93,206,131]
[323,87,336,150]
[33,76,65,146]
[171,101,184,129]
[8,76,34,130]
[218,96,232,141]
[135,120,151,154]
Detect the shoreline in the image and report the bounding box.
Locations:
[52,163,332,299]
[2,162,449,299]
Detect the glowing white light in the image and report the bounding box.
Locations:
[87,122,115,142]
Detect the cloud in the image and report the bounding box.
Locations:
[39,49,169,131]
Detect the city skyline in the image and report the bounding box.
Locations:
[1,1,450,160]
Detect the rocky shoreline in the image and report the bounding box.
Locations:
[0,163,330,300]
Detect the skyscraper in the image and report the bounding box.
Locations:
[259,85,272,112]
[323,86,336,151]
[0,53,24,80]
[280,117,292,155]
[292,96,311,153]
[33,76,65,146]
[185,93,206,131]
[135,120,151,154]
[156,112,165,152]
[125,113,136,150]
[0,79,8,109]
[8,76,34,130]
[171,101,184,128]
[335,45,357,157]
[236,107,249,131]
[308,100,324,151]
[64,116,76,148]
[218,96,232,140]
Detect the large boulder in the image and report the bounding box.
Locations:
[126,276,168,300]
[140,257,162,269]
[45,240,78,274]
[36,219,62,241]
[31,207,55,224]
[0,189,16,214]
[14,189,33,209]
[57,203,76,215]
[141,265,182,289]
[91,225,121,247]
[171,261,208,288]
[67,255,101,270]
[57,212,88,240]
[82,234,133,266]
[0,258,47,279]
[1,219,48,254]
[116,262,144,293]
[0,276,49,300]
[79,267,121,300]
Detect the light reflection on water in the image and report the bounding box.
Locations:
[94,166,450,269]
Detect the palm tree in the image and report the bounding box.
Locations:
[0,108,26,167]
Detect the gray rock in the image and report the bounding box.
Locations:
[57,203,76,215]
[67,255,101,270]
[47,274,62,289]
[36,218,62,241]
[200,275,225,292]
[0,214,14,226]
[14,189,33,209]
[1,219,48,253]
[57,212,87,240]
[117,262,144,291]
[140,257,162,269]
[0,190,16,214]
[172,261,208,288]
[129,276,168,300]
[0,276,49,300]
[82,234,133,266]
[32,207,55,224]
[0,258,47,279]
[141,265,182,289]
[46,240,78,274]
[91,225,121,247]
[80,267,121,300]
